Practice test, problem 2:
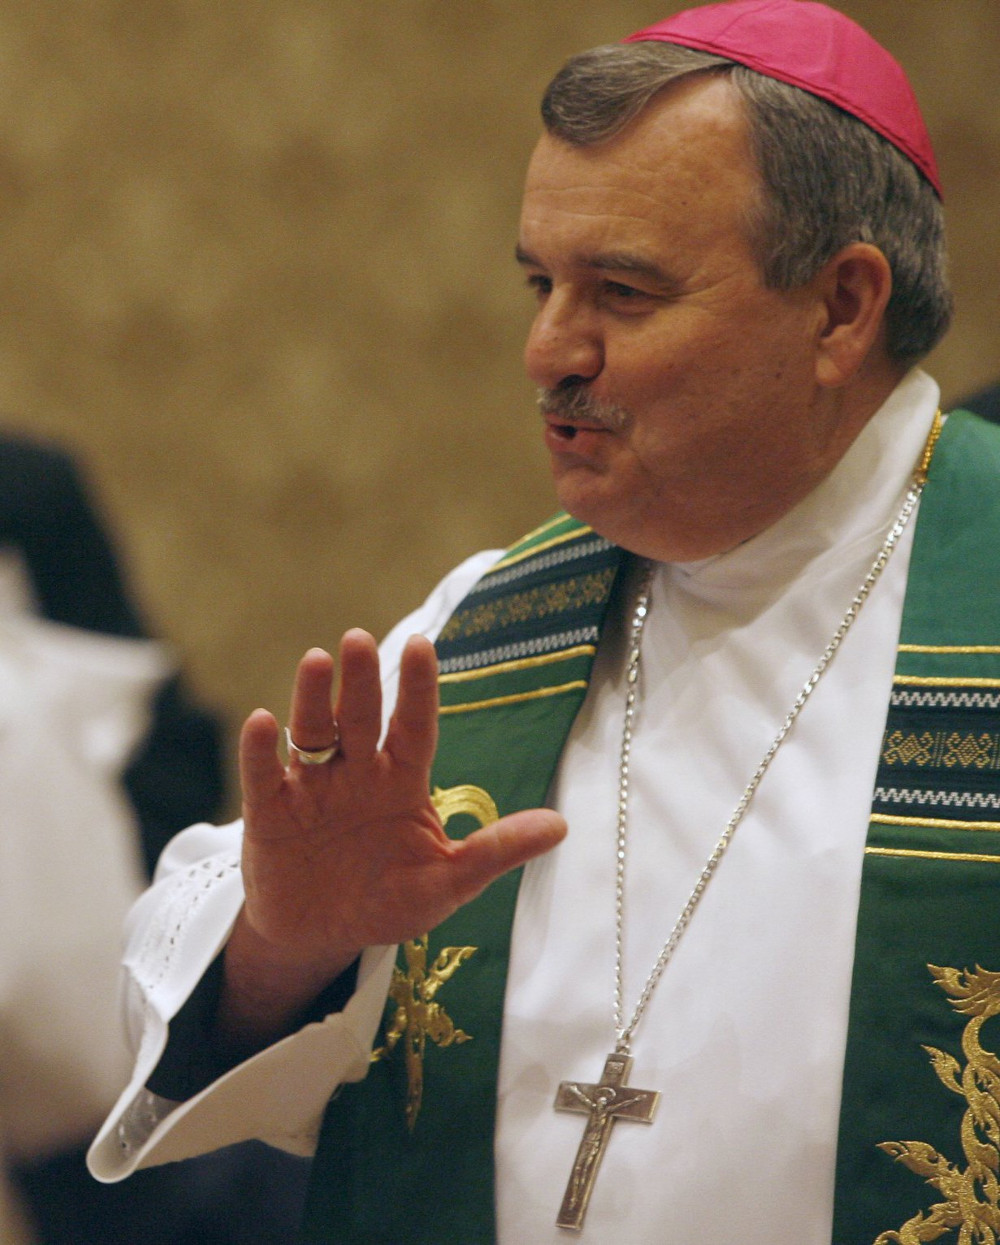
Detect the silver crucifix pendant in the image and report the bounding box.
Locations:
[554,1051,659,1231]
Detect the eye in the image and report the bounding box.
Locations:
[525,273,552,300]
[599,280,660,314]
[603,280,649,301]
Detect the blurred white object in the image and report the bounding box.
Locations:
[0,550,170,1239]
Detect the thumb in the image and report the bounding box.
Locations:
[448,809,567,905]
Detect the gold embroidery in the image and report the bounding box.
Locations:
[870,814,1000,832]
[488,518,594,570]
[942,732,997,770]
[899,645,1000,655]
[489,528,595,571]
[429,783,499,827]
[370,784,499,1131]
[436,569,616,644]
[915,409,943,484]
[893,676,1000,689]
[438,644,596,684]
[865,847,1000,864]
[883,730,937,767]
[510,513,578,546]
[371,935,477,1133]
[439,681,589,716]
[881,730,1000,772]
[876,964,1000,1243]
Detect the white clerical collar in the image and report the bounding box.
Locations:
[669,367,940,602]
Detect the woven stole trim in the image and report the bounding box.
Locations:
[833,412,1000,1243]
[300,515,627,1244]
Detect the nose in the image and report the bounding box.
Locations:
[524,292,603,391]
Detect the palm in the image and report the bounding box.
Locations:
[237,630,565,987]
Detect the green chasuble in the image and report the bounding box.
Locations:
[302,413,1000,1244]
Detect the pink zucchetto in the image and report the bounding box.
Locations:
[625,0,941,197]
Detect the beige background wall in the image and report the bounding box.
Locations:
[1,1,997,808]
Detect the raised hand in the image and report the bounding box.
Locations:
[219,629,566,1049]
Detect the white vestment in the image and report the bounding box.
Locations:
[90,370,941,1244]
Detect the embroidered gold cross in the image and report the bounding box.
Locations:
[371,934,476,1131]
[370,783,498,1132]
[555,1052,659,1231]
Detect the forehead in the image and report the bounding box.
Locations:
[520,74,760,261]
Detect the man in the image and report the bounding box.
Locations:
[90,3,1000,1241]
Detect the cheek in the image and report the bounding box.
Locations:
[605,313,807,450]
[624,366,771,478]
[618,324,746,400]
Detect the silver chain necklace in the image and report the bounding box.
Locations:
[553,413,942,1233]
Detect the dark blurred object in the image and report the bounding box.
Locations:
[957,382,1000,425]
[16,1143,311,1245]
[0,431,309,1243]
[0,432,224,874]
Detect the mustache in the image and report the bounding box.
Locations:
[536,384,629,432]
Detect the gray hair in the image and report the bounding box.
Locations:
[541,44,951,364]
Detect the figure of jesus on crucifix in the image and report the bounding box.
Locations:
[555,1053,660,1231]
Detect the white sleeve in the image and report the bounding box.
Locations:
[88,549,502,1181]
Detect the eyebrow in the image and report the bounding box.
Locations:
[515,244,677,289]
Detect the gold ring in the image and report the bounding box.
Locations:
[285,725,339,765]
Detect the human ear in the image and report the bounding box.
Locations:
[812,243,893,388]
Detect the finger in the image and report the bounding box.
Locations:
[287,648,337,757]
[240,708,285,810]
[447,808,567,905]
[334,629,383,757]
[383,635,439,771]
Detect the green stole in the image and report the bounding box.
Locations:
[834,411,1000,1245]
[302,413,1000,1244]
[301,513,627,1242]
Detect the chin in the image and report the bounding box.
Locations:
[553,479,610,535]
[557,492,649,557]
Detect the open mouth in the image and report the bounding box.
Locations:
[537,386,628,438]
[546,417,610,437]
[543,419,612,455]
